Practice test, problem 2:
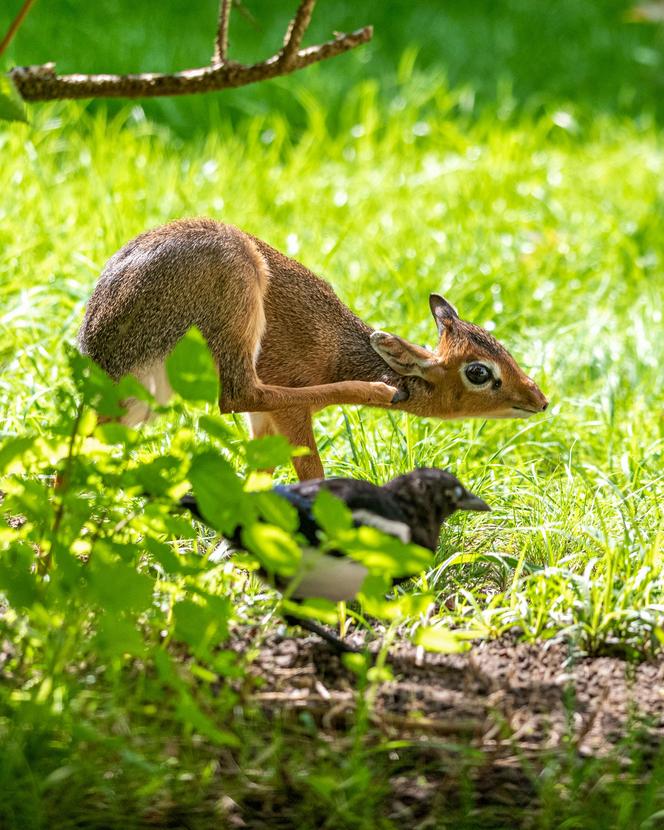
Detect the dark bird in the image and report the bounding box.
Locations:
[180,468,490,650]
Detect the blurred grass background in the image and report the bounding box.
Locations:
[2,0,664,133]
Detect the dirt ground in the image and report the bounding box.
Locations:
[235,628,664,757]
[220,626,664,824]
[224,625,664,822]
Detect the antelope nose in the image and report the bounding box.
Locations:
[541,401,549,411]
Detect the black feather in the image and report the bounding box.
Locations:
[176,468,489,649]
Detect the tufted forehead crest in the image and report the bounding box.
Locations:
[451,320,514,363]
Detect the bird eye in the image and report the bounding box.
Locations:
[465,363,492,385]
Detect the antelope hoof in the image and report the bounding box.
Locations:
[390,387,409,404]
[369,382,399,404]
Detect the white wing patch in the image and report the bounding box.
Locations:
[291,548,368,603]
[208,538,239,564]
[351,510,411,544]
[206,508,411,603]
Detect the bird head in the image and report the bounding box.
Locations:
[382,467,490,550]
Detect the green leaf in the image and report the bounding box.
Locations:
[188,450,251,535]
[133,454,186,496]
[173,597,230,655]
[175,694,240,747]
[359,586,434,621]
[245,434,301,470]
[253,490,299,533]
[208,649,243,678]
[367,665,393,683]
[199,414,235,444]
[0,542,39,608]
[342,652,370,676]
[241,523,301,577]
[67,347,152,419]
[154,649,239,747]
[95,613,145,657]
[166,327,218,403]
[5,478,54,527]
[0,75,28,123]
[336,526,433,578]
[282,596,339,625]
[413,626,471,654]
[0,435,35,472]
[88,547,153,613]
[144,538,202,576]
[189,663,218,683]
[93,421,138,446]
[312,489,353,536]
[137,505,199,542]
[356,571,391,601]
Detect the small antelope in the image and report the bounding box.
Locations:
[79,219,548,480]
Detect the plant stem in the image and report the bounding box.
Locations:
[0,0,38,59]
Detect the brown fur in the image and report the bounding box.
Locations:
[79,218,548,480]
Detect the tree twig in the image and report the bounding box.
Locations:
[280,0,316,67]
[9,3,372,102]
[212,0,232,65]
[0,0,38,59]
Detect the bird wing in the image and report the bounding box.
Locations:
[283,478,413,544]
[178,486,321,544]
[180,478,414,550]
[178,492,204,522]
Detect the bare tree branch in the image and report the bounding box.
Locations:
[8,4,372,102]
[0,0,38,59]
[280,0,316,67]
[212,0,232,65]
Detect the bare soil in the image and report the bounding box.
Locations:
[235,628,664,757]
[221,626,664,823]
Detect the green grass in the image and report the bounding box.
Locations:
[2,74,664,824]
[2,74,663,651]
[2,2,664,825]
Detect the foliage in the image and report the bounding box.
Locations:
[1,325,458,816]
[1,1,664,823]
[0,75,27,123]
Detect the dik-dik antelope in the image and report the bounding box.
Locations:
[79,219,548,480]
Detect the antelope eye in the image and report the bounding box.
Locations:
[465,363,492,385]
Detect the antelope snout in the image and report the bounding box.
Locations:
[528,381,549,413]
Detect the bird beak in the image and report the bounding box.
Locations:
[457,492,491,512]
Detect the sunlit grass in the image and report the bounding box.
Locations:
[1,68,664,656]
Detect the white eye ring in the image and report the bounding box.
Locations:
[460,360,502,391]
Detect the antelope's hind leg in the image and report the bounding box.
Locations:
[246,412,279,475]
[271,408,324,481]
[247,409,324,480]
[119,360,173,426]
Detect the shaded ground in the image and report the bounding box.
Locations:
[235,629,664,756]
[223,626,664,822]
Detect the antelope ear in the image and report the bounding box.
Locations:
[429,293,459,336]
[370,331,435,378]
